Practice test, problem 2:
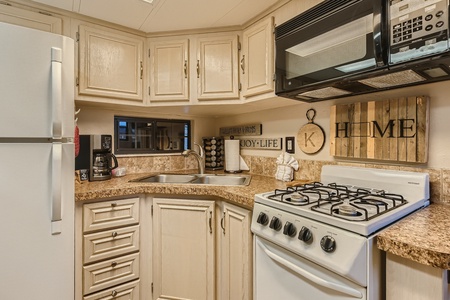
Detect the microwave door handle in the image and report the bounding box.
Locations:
[257,239,363,299]
[373,1,387,67]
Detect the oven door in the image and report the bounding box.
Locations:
[254,236,366,300]
[275,0,386,100]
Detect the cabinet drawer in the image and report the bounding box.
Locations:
[83,279,140,300]
[83,253,140,295]
[83,198,140,232]
[84,225,140,264]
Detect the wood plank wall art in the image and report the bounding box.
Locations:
[330,96,429,163]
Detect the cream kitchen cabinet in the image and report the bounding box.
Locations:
[216,201,252,300]
[148,38,190,102]
[152,197,215,300]
[78,24,144,103]
[152,197,252,300]
[196,34,240,101]
[75,195,152,300]
[0,3,62,33]
[148,33,240,103]
[241,17,274,98]
[386,252,449,300]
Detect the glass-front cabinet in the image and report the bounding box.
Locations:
[114,116,191,155]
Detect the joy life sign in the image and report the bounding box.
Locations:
[330,96,429,163]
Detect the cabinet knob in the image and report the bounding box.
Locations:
[112,231,118,238]
[111,261,118,268]
[111,290,118,297]
[111,202,117,207]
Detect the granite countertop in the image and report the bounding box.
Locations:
[377,204,450,269]
[75,171,287,210]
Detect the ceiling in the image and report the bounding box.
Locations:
[31,0,281,32]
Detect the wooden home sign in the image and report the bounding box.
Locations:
[330,96,429,163]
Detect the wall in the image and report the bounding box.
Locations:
[214,81,450,204]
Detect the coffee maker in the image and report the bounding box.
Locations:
[75,134,118,181]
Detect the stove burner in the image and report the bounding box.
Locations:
[333,205,362,217]
[289,193,308,204]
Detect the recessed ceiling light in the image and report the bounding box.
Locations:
[141,0,154,4]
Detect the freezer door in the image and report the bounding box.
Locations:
[0,22,74,139]
[0,143,74,299]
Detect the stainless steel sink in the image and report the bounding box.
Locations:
[131,174,198,183]
[130,173,251,186]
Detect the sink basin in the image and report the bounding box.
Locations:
[131,174,198,183]
[190,175,250,185]
[130,174,251,186]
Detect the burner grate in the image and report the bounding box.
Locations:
[266,182,408,222]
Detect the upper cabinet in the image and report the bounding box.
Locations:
[148,38,190,102]
[0,3,62,33]
[241,17,274,98]
[197,34,240,101]
[148,32,240,104]
[77,24,145,103]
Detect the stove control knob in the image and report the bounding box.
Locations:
[320,235,336,253]
[298,226,313,244]
[283,222,297,237]
[256,212,269,226]
[269,216,282,231]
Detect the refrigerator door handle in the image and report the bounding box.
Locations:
[51,47,62,139]
[51,143,63,235]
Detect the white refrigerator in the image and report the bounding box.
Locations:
[0,22,75,299]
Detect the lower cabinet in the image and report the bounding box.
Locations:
[77,195,252,300]
[152,197,216,300]
[76,195,152,300]
[216,201,253,300]
[152,197,252,300]
[386,252,449,300]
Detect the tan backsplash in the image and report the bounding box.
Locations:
[117,155,449,204]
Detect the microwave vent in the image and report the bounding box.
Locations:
[297,87,352,99]
[275,0,359,39]
[358,70,426,88]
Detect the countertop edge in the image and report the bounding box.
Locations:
[376,204,450,270]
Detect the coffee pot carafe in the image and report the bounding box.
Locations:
[92,151,118,180]
[75,134,119,181]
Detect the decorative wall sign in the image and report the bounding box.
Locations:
[330,96,429,163]
[239,138,282,150]
[219,123,262,136]
[297,109,325,154]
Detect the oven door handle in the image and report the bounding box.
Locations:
[258,240,363,299]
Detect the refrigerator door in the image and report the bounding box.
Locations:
[0,22,74,139]
[0,143,74,299]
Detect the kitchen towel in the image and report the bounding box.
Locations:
[275,152,299,181]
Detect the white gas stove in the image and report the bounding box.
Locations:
[251,165,430,300]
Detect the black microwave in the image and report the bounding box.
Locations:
[275,0,450,102]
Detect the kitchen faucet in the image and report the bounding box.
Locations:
[182,142,205,174]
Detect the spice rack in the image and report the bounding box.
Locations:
[202,137,224,170]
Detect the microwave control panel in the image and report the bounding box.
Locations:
[389,0,449,61]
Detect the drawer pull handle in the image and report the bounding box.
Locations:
[111,290,118,297]
[111,261,117,268]
[112,231,118,238]
[111,202,117,207]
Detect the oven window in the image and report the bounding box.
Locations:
[114,116,191,155]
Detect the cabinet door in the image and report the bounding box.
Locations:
[149,38,189,101]
[153,198,215,300]
[0,4,62,33]
[217,202,252,300]
[242,17,274,97]
[78,25,144,101]
[197,34,239,100]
